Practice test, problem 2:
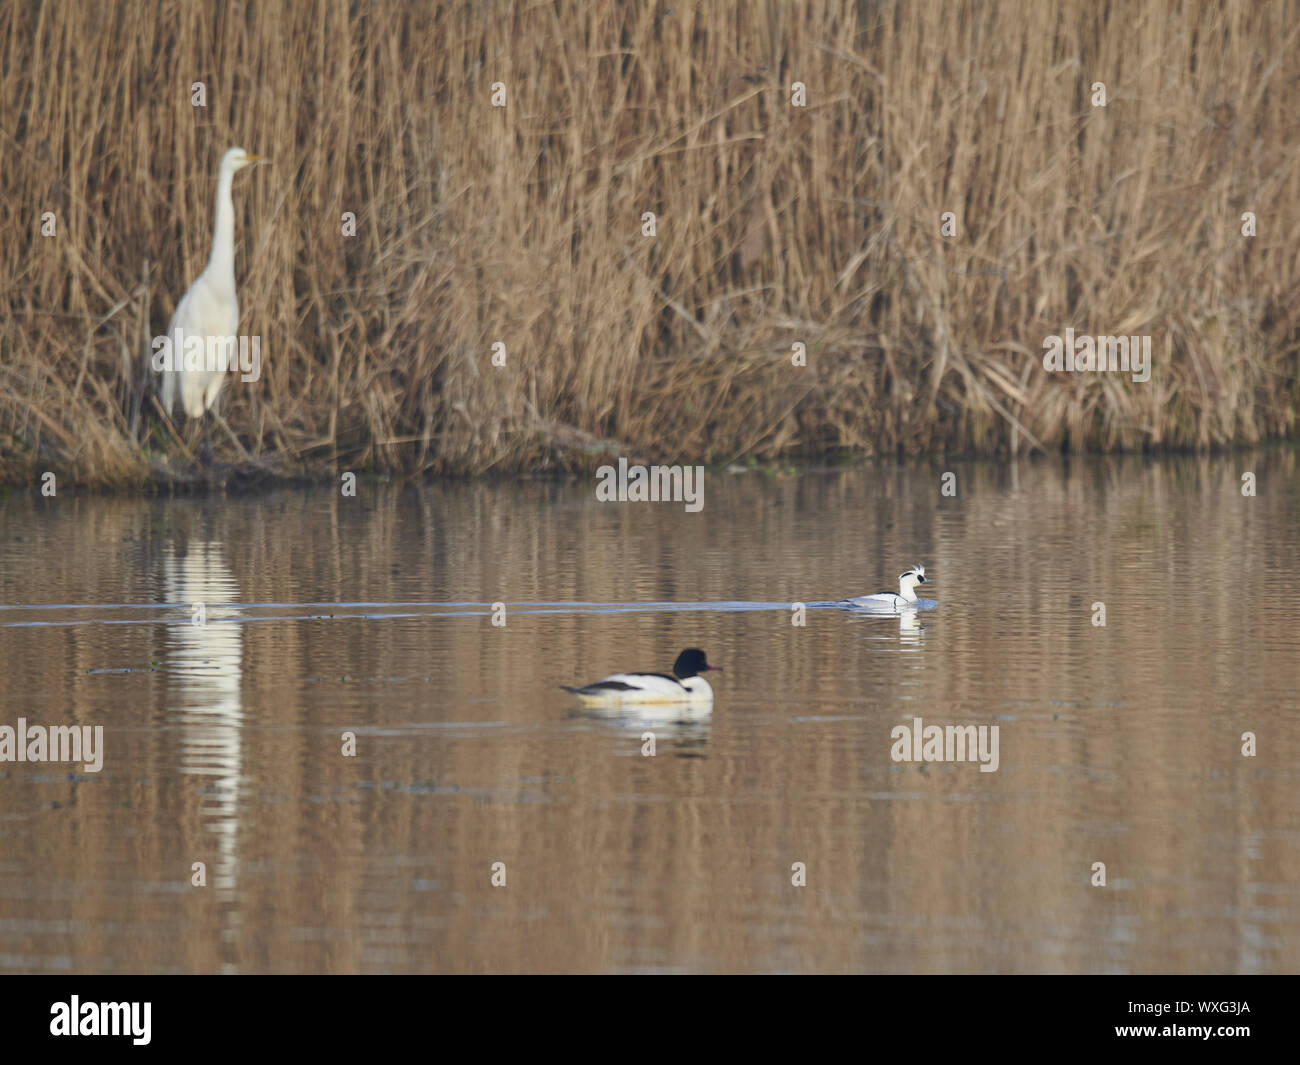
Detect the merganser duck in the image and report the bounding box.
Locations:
[843,564,930,610]
[561,648,721,705]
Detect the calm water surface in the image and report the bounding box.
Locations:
[1,453,1298,973]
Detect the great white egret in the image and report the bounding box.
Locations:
[156,146,264,459]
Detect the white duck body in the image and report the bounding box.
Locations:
[562,648,720,706]
[567,673,714,706]
[844,565,930,611]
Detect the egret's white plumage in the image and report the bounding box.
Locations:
[158,147,263,422]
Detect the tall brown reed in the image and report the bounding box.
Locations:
[2,0,1298,487]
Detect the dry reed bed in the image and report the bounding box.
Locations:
[2,0,1298,487]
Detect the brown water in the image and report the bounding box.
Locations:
[1,453,1298,974]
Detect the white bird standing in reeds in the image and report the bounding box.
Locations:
[156,146,264,461]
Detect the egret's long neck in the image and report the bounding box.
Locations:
[206,163,237,291]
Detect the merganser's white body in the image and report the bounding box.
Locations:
[571,673,714,705]
[562,648,720,706]
[843,565,930,611]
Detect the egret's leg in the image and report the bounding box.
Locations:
[198,413,214,467]
[211,409,253,463]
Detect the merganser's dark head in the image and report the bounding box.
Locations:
[673,648,720,679]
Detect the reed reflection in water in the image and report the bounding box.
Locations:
[0,451,1297,972]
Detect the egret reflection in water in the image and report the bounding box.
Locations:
[163,533,244,899]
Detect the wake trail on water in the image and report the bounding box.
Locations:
[1,599,871,629]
